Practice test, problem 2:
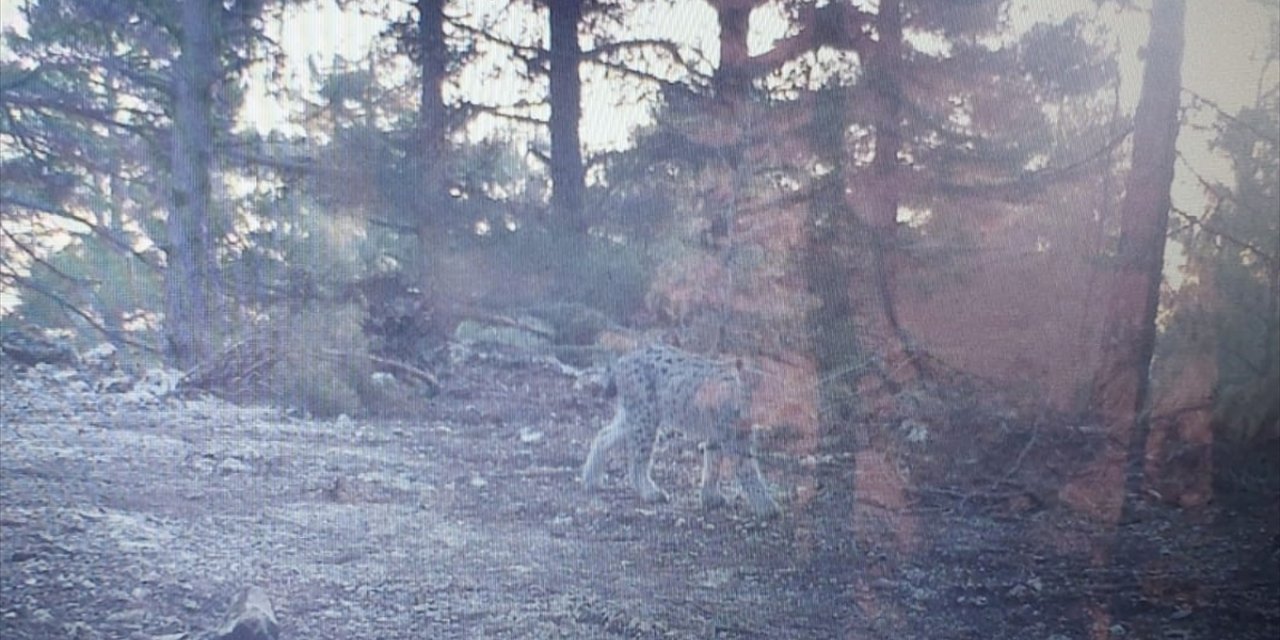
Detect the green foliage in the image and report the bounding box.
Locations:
[271,303,372,418]
[1,0,276,358]
[1162,52,1280,451]
[523,302,615,346]
[464,226,652,321]
[1204,99,1280,447]
[4,0,1241,437]
[1216,365,1280,446]
[549,232,650,320]
[10,234,162,348]
[1017,16,1117,100]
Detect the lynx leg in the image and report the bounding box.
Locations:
[627,414,668,503]
[733,452,780,518]
[699,443,727,510]
[583,408,628,490]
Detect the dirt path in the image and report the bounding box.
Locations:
[2,354,1277,639]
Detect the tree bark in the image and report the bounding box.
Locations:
[165,0,220,368]
[415,0,451,330]
[711,0,755,103]
[548,0,585,232]
[417,0,448,185]
[710,0,839,104]
[1091,0,1186,519]
[846,0,918,400]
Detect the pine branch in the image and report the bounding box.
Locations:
[446,17,543,60]
[458,100,547,126]
[1175,151,1280,263]
[0,226,98,287]
[585,57,708,91]
[217,145,320,175]
[0,268,159,354]
[0,64,45,92]
[932,127,1134,200]
[1183,88,1280,147]
[1,92,160,138]
[98,55,174,96]
[587,38,712,83]
[1171,206,1277,270]
[0,194,163,271]
[367,216,419,234]
[739,1,874,77]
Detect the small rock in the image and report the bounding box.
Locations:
[210,586,279,640]
[216,458,250,475]
[82,343,118,370]
[1,329,78,366]
[901,418,930,444]
[99,376,135,393]
[138,368,182,397]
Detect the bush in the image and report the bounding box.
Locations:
[271,304,372,418]
[442,228,650,323]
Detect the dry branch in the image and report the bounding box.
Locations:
[319,348,441,392]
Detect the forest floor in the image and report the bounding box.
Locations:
[1,344,1277,639]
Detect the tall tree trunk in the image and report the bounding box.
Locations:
[711,0,754,103]
[548,0,585,232]
[165,0,219,368]
[1094,0,1185,517]
[415,0,451,330]
[847,0,918,402]
[806,88,860,420]
[709,0,828,104]
[417,0,447,192]
[103,74,129,343]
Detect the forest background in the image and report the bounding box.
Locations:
[1,0,1277,518]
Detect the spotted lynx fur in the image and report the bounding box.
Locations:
[582,344,780,517]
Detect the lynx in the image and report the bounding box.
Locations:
[582,344,780,517]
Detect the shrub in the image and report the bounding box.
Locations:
[271,304,372,418]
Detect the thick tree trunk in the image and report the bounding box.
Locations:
[415,0,451,330]
[165,0,219,368]
[548,0,585,232]
[711,0,754,102]
[1083,0,1185,522]
[847,0,918,400]
[102,74,129,342]
[806,89,860,419]
[417,0,447,183]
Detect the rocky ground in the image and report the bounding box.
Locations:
[2,345,1277,639]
